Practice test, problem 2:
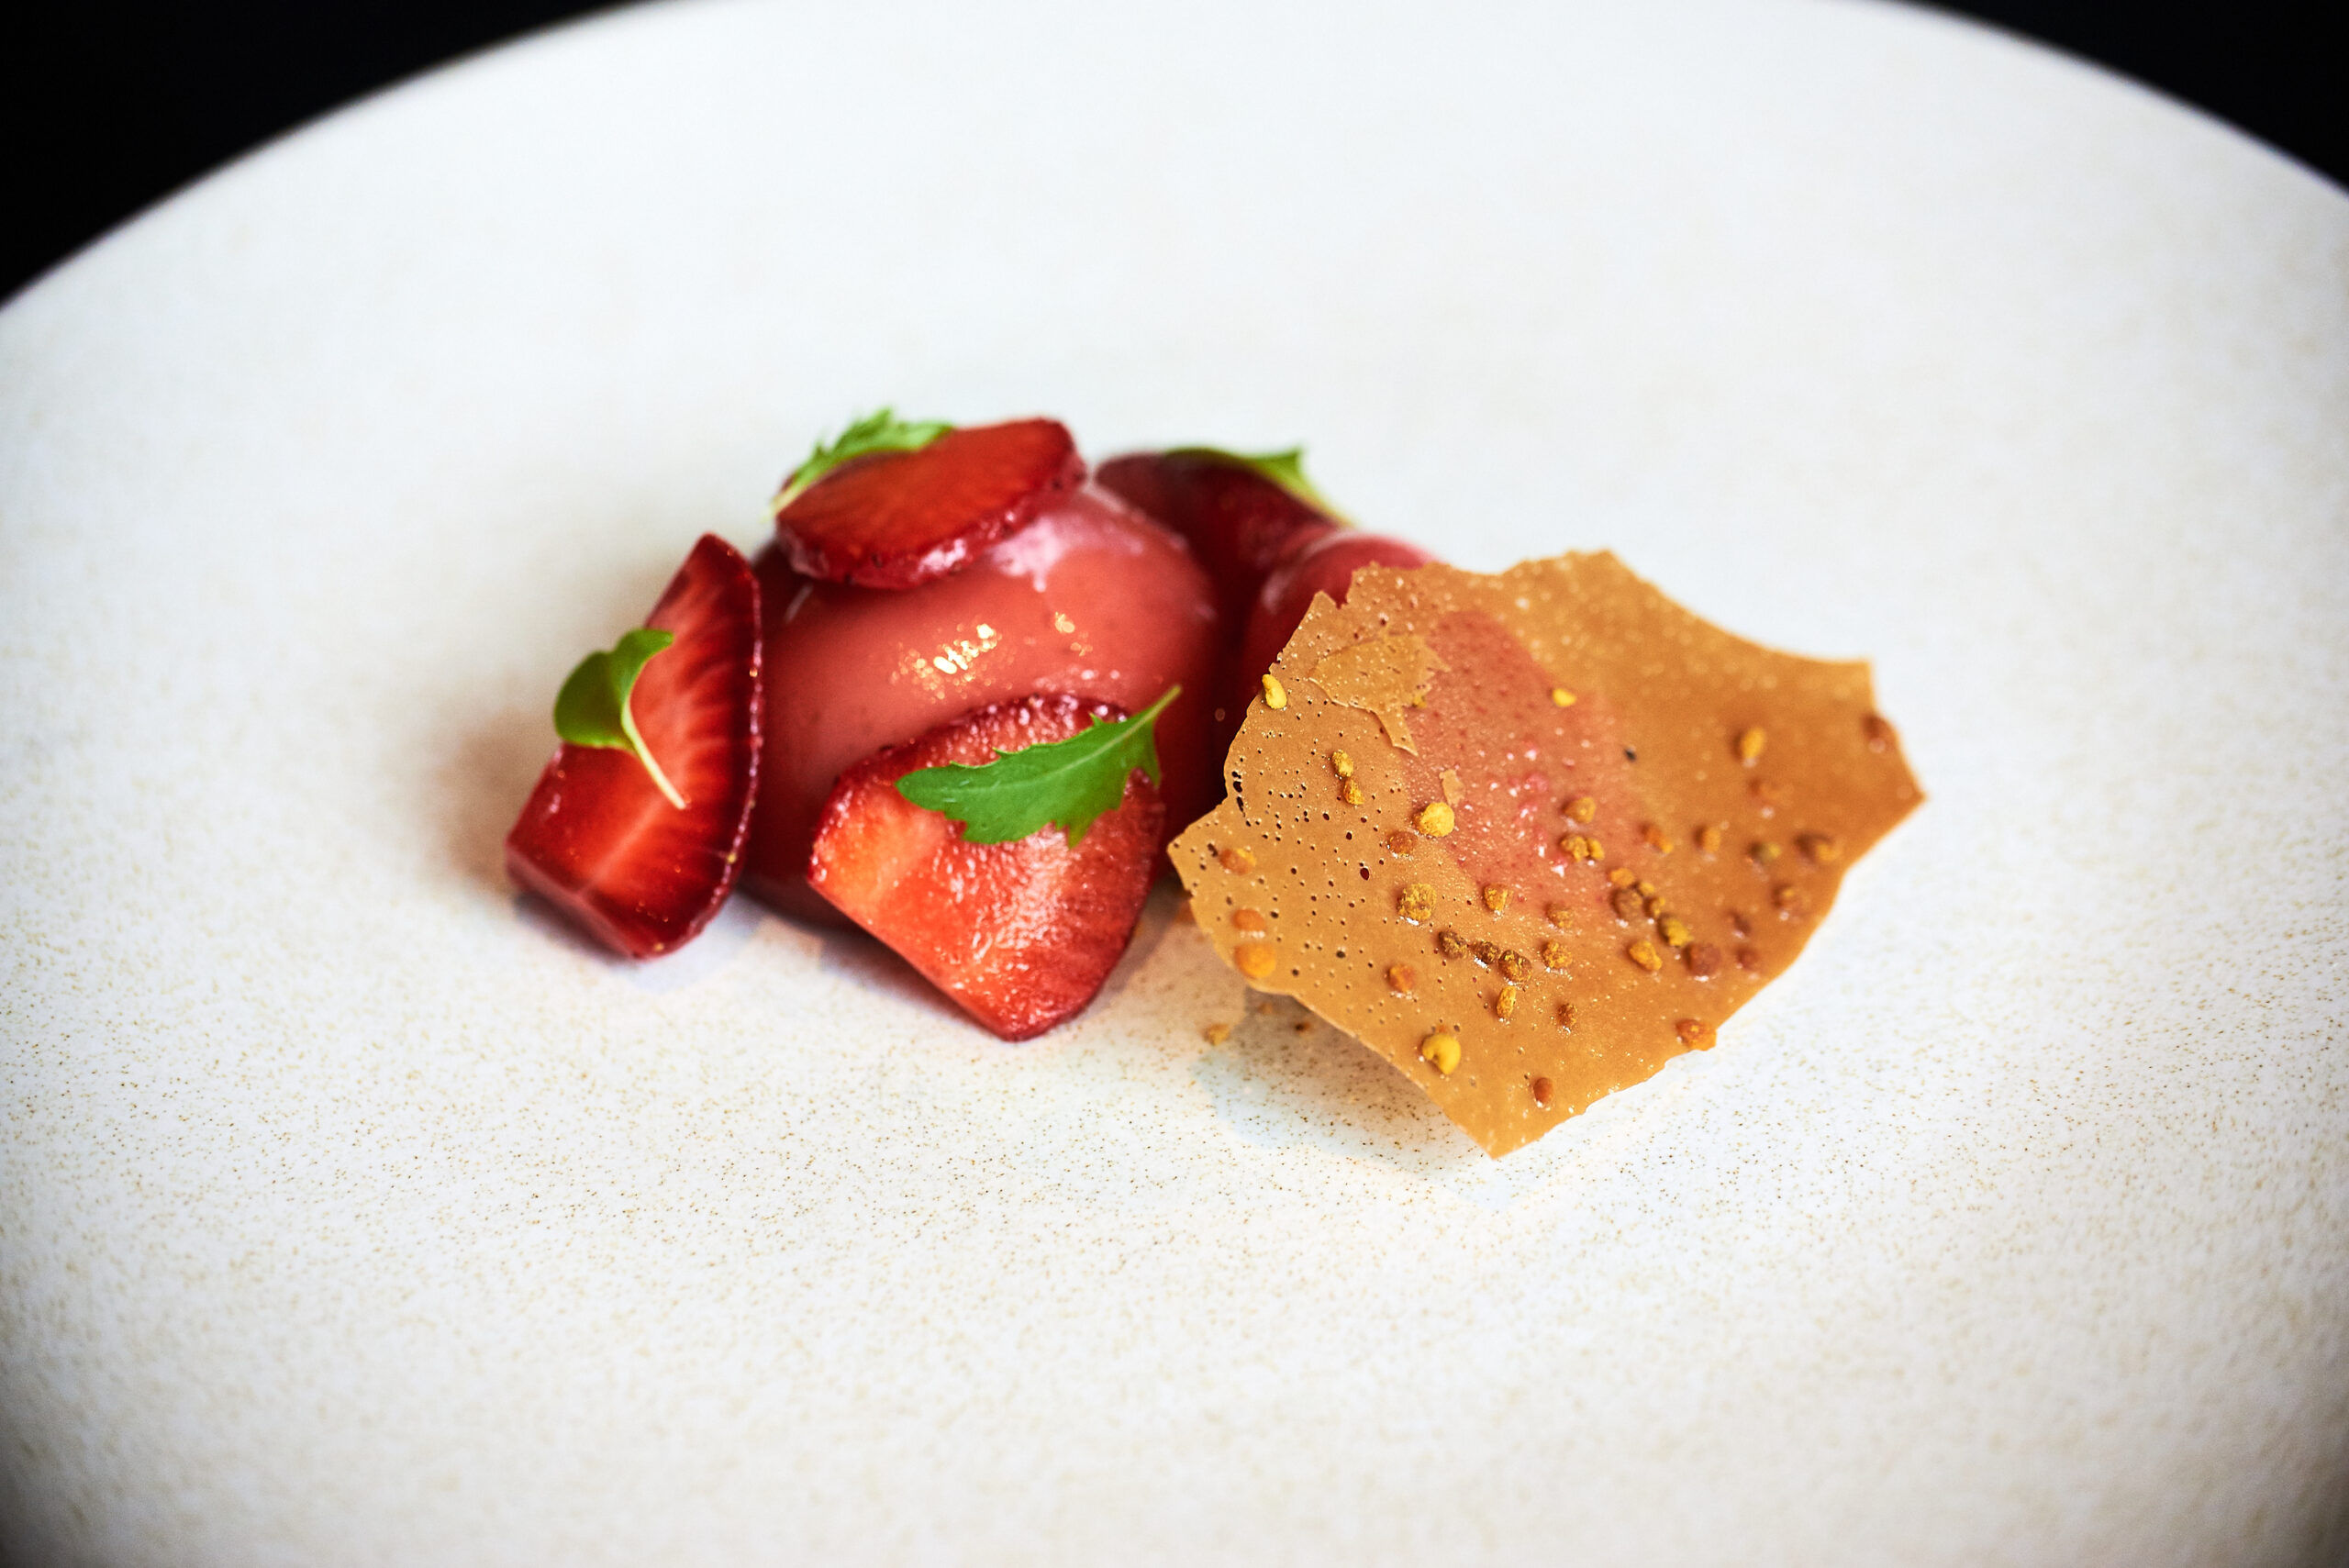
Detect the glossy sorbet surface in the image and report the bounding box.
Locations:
[744,485,1218,918]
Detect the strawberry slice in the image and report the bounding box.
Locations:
[1095,447,1340,628]
[807,694,1164,1040]
[506,534,762,958]
[774,417,1085,589]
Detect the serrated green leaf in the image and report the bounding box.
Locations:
[552,627,686,809]
[896,686,1181,846]
[774,407,954,509]
[1167,444,1348,523]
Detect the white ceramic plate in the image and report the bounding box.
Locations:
[5,1,2345,1562]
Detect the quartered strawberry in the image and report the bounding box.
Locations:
[774,417,1085,589]
[506,534,762,958]
[1095,447,1340,628]
[807,694,1164,1040]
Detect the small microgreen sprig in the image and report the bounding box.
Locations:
[896,686,1180,846]
[553,628,685,809]
[774,408,954,510]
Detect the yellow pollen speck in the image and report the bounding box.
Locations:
[1697,824,1723,855]
[1642,823,1675,854]
[1397,884,1437,922]
[1498,949,1531,982]
[1737,727,1766,765]
[1234,941,1279,979]
[1609,867,1637,888]
[1341,779,1364,806]
[1773,884,1808,914]
[1261,673,1287,710]
[1219,844,1258,874]
[1420,1030,1462,1075]
[1659,915,1692,948]
[1565,795,1598,824]
[1556,1001,1576,1029]
[1542,940,1572,972]
[1415,801,1456,837]
[1551,687,1577,706]
[1750,840,1781,865]
[1799,832,1844,865]
[1330,750,1354,778]
[1494,984,1520,1020]
[1233,908,1268,933]
[1387,962,1418,995]
[1202,1022,1232,1045]
[1627,940,1663,973]
[1547,904,1575,929]
[1482,884,1512,913]
[1436,929,1468,959]
[1675,1018,1714,1048]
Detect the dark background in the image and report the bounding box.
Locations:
[1,2,2341,305]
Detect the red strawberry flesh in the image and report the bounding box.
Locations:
[807,694,1165,1040]
[506,534,762,958]
[774,417,1085,589]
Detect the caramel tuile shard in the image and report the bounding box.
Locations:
[1306,632,1447,752]
[1170,552,1922,1157]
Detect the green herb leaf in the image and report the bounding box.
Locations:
[552,627,686,809]
[896,686,1181,846]
[1169,444,1347,522]
[774,408,954,509]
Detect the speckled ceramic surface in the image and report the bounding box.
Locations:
[4,1,2345,1562]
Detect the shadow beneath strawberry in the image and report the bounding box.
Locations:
[808,921,976,1035]
[500,874,769,985]
[621,894,765,991]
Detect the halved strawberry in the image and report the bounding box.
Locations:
[774,417,1084,589]
[807,694,1164,1040]
[506,534,762,958]
[1095,448,1340,628]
